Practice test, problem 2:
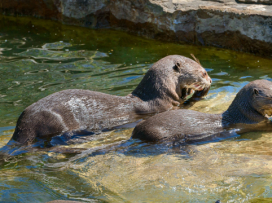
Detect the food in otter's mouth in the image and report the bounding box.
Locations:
[264,109,272,117]
[180,83,207,100]
[181,88,195,100]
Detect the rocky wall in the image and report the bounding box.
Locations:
[1,0,272,57]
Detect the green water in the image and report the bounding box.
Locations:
[0,16,272,203]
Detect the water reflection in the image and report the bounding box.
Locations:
[0,16,272,203]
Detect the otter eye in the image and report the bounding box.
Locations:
[173,63,180,72]
[253,88,259,95]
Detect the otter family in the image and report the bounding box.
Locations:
[4,55,272,150]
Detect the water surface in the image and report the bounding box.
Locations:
[0,16,272,203]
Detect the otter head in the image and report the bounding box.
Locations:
[248,80,272,118]
[226,80,272,124]
[173,55,212,101]
[132,55,212,108]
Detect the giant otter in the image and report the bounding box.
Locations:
[132,80,272,143]
[9,55,211,145]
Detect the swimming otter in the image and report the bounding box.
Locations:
[10,55,212,145]
[132,80,272,143]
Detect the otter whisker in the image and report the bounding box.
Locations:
[190,54,201,66]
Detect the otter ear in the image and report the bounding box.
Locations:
[173,62,181,72]
[253,88,259,95]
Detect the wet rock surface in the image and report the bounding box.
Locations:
[1,0,272,56]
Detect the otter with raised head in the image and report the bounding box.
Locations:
[9,55,211,145]
[132,80,272,143]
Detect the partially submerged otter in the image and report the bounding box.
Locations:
[132,80,272,143]
[10,55,211,145]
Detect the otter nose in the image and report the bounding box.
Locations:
[206,76,212,84]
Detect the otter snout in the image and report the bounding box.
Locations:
[204,72,212,85]
[209,77,212,84]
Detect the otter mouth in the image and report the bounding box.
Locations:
[180,88,194,100]
[264,109,272,118]
[180,83,206,100]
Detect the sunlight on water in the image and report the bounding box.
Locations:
[0,15,272,203]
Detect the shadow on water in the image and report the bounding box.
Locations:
[0,124,242,167]
[60,130,245,163]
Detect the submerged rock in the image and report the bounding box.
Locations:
[1,0,272,56]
